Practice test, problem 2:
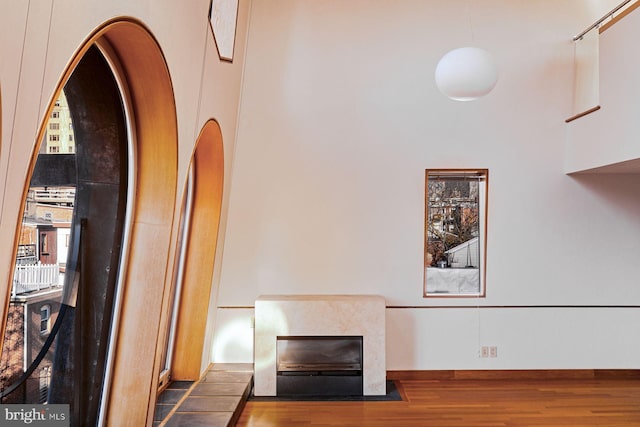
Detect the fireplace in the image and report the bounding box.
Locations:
[276,336,363,396]
[254,295,385,396]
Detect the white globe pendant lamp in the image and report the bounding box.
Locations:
[435,47,498,101]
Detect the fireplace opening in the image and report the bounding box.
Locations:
[276,336,363,396]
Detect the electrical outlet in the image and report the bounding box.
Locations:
[480,346,489,358]
[489,346,498,358]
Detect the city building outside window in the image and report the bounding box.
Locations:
[424,169,488,297]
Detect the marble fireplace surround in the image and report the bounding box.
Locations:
[254,294,386,396]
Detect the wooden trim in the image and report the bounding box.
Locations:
[171,120,224,380]
[565,105,601,123]
[600,1,640,34]
[157,370,171,395]
[387,369,640,381]
[97,21,179,427]
[217,306,255,309]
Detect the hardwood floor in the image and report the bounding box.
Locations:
[237,378,640,426]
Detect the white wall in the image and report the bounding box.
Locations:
[213,0,640,369]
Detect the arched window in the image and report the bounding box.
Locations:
[1,45,131,423]
[2,19,179,425]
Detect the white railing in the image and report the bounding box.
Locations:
[12,263,62,297]
[33,188,75,204]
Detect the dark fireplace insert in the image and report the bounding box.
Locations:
[276,336,363,396]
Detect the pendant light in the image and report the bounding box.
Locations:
[435,47,498,101]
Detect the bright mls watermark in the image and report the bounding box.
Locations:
[0,405,69,426]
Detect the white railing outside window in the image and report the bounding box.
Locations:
[33,188,75,204]
[12,263,62,297]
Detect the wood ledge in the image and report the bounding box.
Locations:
[387,369,640,381]
[565,105,601,123]
[600,1,640,34]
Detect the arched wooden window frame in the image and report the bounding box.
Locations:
[169,119,224,381]
[94,21,179,426]
[0,19,181,426]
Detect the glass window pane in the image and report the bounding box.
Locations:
[425,170,487,297]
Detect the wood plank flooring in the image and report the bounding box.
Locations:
[237,378,640,426]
